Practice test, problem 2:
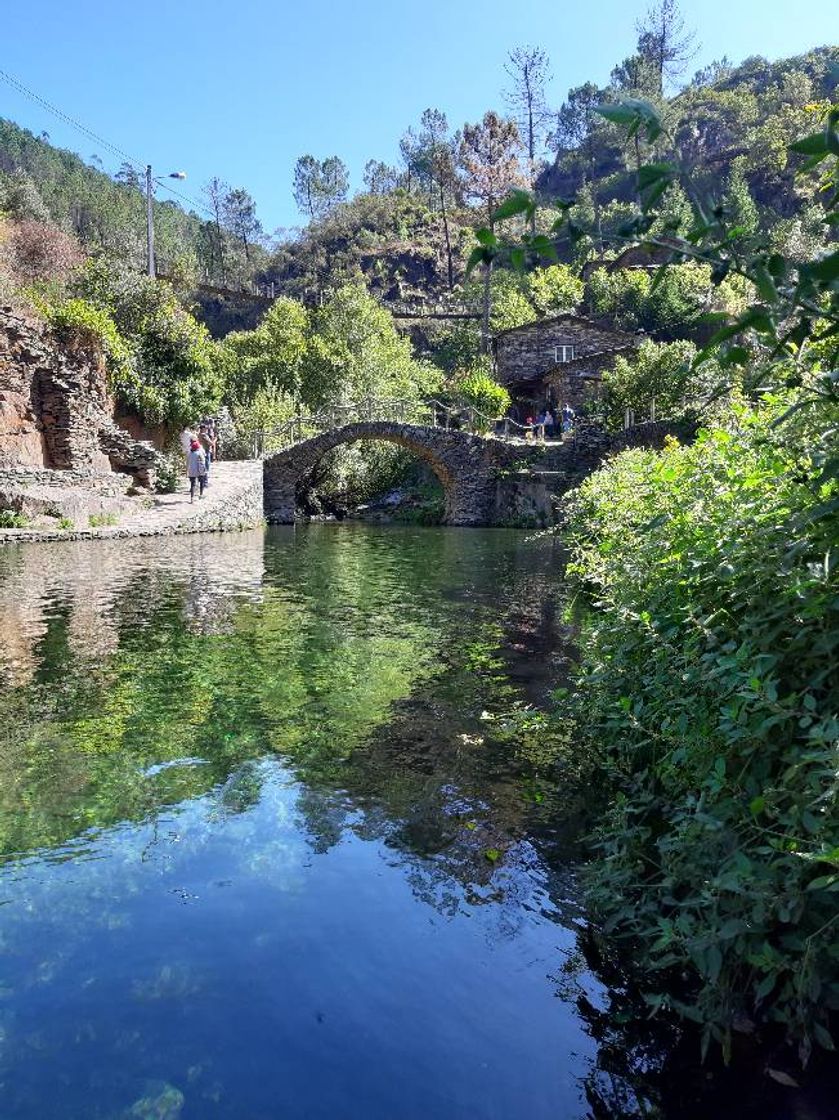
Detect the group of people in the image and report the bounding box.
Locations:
[523,403,575,440]
[179,420,219,502]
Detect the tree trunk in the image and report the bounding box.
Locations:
[528,103,537,236]
[439,179,454,291]
[214,212,226,283]
[481,256,493,355]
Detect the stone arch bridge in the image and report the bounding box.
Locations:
[262,418,686,527]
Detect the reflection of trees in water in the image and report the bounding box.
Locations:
[1,526,573,884]
[0,532,267,687]
[4,528,822,1119]
[0,523,582,933]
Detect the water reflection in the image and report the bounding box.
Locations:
[1,525,608,1120]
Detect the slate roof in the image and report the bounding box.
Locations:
[491,311,637,344]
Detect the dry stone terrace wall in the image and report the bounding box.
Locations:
[0,306,157,485]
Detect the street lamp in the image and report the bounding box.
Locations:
[146,167,188,278]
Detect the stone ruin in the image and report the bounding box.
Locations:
[0,304,158,478]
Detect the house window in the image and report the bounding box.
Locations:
[553,344,576,363]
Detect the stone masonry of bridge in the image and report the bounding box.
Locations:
[263,422,519,526]
[263,419,690,527]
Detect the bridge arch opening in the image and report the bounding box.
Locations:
[263,422,502,527]
[294,435,448,520]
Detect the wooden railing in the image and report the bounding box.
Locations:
[249,397,548,458]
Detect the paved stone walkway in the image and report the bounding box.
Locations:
[0,462,263,544]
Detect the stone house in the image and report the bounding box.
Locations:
[492,313,639,415]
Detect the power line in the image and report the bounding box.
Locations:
[0,65,216,219]
[154,178,215,219]
[0,66,145,169]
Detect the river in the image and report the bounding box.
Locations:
[0,525,821,1119]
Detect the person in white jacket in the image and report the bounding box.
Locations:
[179,425,195,473]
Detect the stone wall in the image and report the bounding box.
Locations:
[0,309,50,467]
[0,305,158,485]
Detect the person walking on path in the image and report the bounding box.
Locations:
[187,439,208,502]
[198,423,215,483]
[207,420,219,463]
[179,424,195,472]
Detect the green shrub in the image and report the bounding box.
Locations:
[566,395,839,1059]
[154,453,181,495]
[72,262,224,427]
[454,367,511,430]
[57,516,74,530]
[586,262,747,338]
[0,509,28,528]
[42,297,135,389]
[601,338,723,429]
[525,263,584,316]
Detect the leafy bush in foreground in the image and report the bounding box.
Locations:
[566,396,839,1060]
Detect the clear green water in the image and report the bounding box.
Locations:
[1,525,605,1120]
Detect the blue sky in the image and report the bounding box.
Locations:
[1,0,835,232]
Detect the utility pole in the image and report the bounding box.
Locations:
[145,167,186,279]
[146,164,155,278]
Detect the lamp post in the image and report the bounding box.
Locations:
[146,166,187,278]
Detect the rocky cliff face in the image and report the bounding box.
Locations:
[0,305,157,485]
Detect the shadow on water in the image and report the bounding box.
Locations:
[0,525,832,1119]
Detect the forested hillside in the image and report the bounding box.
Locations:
[3,36,837,315]
[266,46,839,306]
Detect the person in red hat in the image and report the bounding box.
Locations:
[186,438,208,502]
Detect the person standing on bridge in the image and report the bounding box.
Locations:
[187,439,208,502]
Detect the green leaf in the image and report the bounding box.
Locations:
[484,847,501,863]
[527,234,558,261]
[805,250,839,285]
[806,875,838,891]
[755,973,776,1000]
[595,103,642,127]
[475,228,498,248]
[813,1023,835,1052]
[465,246,490,274]
[752,264,778,303]
[491,189,535,223]
[637,163,675,190]
[789,133,830,155]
